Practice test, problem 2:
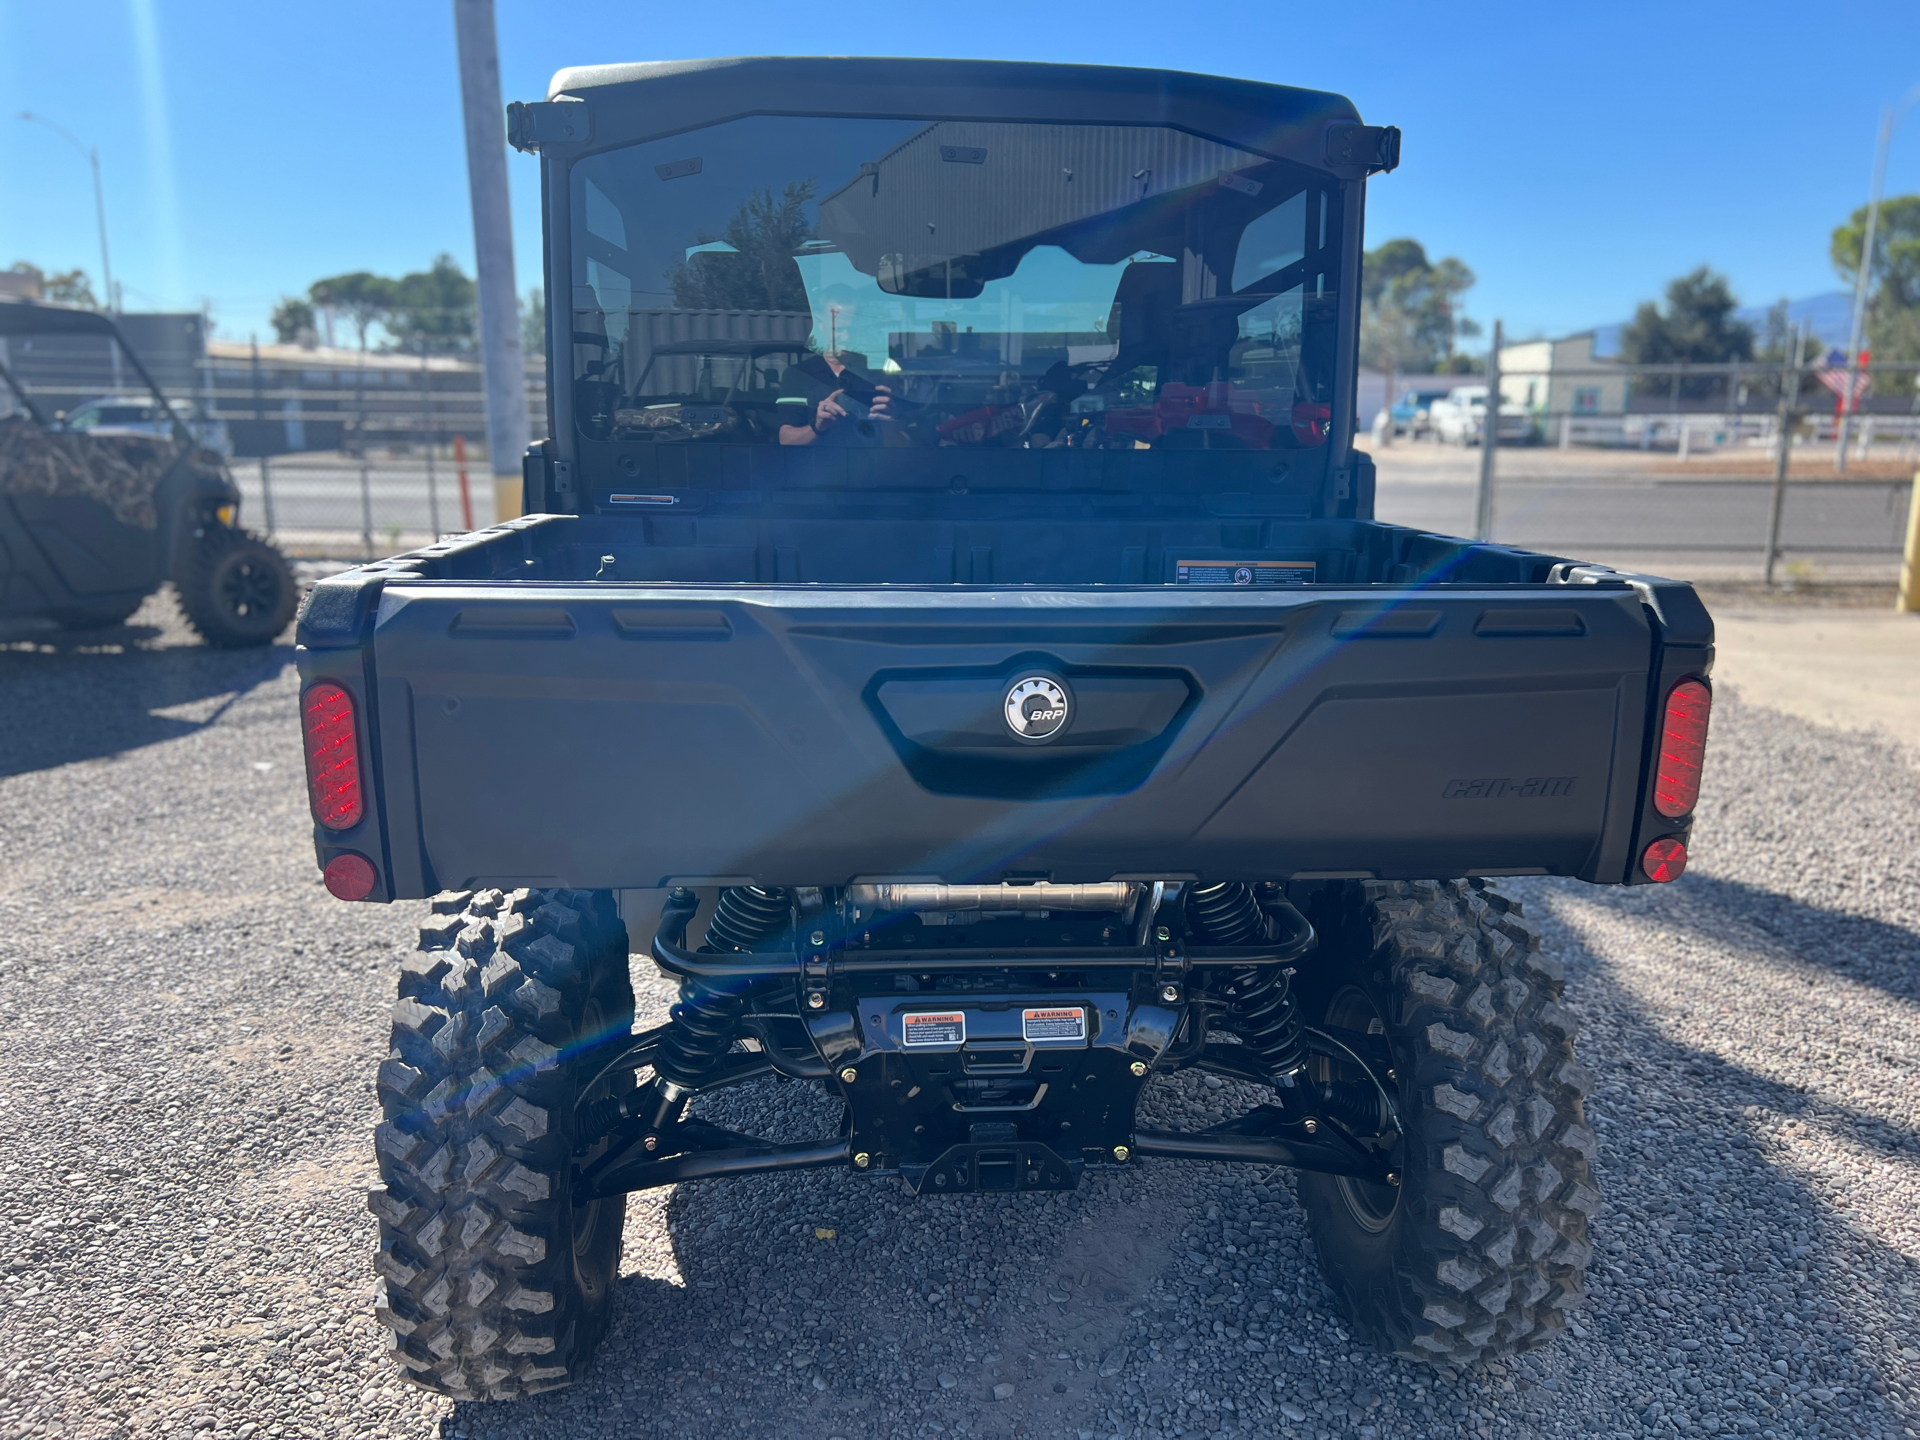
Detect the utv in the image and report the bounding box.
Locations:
[0,299,295,644]
[297,58,1714,1400]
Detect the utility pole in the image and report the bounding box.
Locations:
[1836,84,1920,474]
[18,112,115,311]
[1474,320,1502,541]
[1765,323,1809,585]
[452,0,530,525]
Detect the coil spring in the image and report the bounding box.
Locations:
[653,886,791,1089]
[1187,881,1265,945]
[704,885,793,953]
[1225,965,1307,1077]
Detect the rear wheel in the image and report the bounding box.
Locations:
[369,887,634,1400]
[1297,880,1596,1366]
[174,525,296,646]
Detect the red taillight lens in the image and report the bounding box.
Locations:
[302,682,362,830]
[1654,679,1711,819]
[1642,837,1688,883]
[323,853,377,901]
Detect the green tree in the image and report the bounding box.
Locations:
[309,271,398,350]
[387,254,476,352]
[1831,194,1920,361]
[1359,239,1478,372]
[666,179,818,311]
[5,261,102,308]
[271,296,317,346]
[1619,267,1754,365]
[521,286,546,357]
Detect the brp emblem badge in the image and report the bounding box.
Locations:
[1005,675,1071,743]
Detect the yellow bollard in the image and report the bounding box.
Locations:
[1902,470,1920,613]
[493,476,522,525]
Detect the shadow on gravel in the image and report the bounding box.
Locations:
[1525,879,1919,1439]
[0,617,294,777]
[1672,872,1920,1004]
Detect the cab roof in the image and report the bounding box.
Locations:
[542,56,1364,175]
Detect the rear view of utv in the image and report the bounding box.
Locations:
[297,58,1715,1400]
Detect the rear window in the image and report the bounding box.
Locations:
[569,115,1344,460]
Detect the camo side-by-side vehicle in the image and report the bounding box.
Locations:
[0,299,295,645]
[294,58,1713,1399]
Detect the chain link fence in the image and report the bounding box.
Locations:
[5,326,1914,581]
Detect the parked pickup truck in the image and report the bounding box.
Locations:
[297,57,1714,1403]
[1430,384,1537,446]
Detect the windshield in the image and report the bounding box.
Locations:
[569,116,1343,460]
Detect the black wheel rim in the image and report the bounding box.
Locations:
[1316,985,1401,1233]
[217,555,282,619]
[573,996,614,1264]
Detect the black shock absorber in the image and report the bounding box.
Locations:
[588,886,793,1139]
[653,886,791,1088]
[1189,881,1307,1080]
[1226,965,1307,1078]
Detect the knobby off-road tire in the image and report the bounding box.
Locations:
[1297,879,1597,1367]
[174,525,296,647]
[369,886,634,1400]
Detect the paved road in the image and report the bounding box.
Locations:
[1,590,1916,1440]
[1373,447,1913,581]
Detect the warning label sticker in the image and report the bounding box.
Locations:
[902,1012,966,1047]
[1174,559,1317,587]
[1022,1007,1087,1043]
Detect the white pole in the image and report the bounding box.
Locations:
[452,0,530,523]
[1837,85,1920,474]
[1474,321,1502,541]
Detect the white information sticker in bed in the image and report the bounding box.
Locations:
[1175,560,1316,586]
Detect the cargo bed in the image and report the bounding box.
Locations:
[297,513,1712,901]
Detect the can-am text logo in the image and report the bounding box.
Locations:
[1004,676,1070,742]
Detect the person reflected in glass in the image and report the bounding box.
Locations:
[776,289,897,445]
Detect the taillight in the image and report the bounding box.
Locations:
[1654,679,1711,818]
[1642,837,1688,883]
[302,682,362,829]
[323,853,377,901]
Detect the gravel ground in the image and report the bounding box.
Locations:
[0,588,1915,1440]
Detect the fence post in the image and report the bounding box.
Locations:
[421,350,441,539]
[356,348,374,560]
[1474,321,1502,541]
[1559,413,1572,450]
[1899,470,1920,612]
[1765,325,1809,585]
[1679,422,1691,462]
[250,338,276,538]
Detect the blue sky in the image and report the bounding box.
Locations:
[2,1,1916,347]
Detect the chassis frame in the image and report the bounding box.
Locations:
[571,889,1404,1203]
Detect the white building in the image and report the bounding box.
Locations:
[1496,332,1627,424]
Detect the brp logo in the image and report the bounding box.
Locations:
[1004,676,1071,743]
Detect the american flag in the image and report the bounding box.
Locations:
[1816,348,1873,405]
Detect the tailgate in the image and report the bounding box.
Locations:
[354,583,1677,895]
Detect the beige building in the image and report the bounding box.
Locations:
[1497,332,1627,422]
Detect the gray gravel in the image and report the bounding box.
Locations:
[0,589,1916,1440]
